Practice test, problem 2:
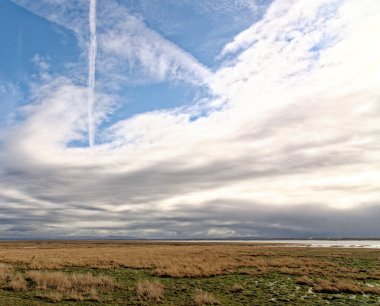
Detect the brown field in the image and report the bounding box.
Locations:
[0,241,379,305]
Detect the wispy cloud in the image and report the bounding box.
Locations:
[97,3,212,85]
[0,81,22,127]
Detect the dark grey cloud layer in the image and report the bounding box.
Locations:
[1,197,380,239]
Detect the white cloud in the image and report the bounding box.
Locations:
[97,4,211,85]
[0,81,22,127]
[219,0,339,57]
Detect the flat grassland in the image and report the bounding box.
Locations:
[0,241,379,305]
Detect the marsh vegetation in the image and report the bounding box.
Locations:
[0,241,379,305]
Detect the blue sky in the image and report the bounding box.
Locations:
[0,0,269,132]
[0,0,379,238]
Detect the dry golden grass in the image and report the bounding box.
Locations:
[295,276,314,286]
[0,241,379,292]
[230,283,244,293]
[26,271,70,290]
[295,276,380,295]
[194,289,220,305]
[8,272,27,291]
[0,262,116,302]
[314,278,362,294]
[87,287,100,301]
[0,263,13,284]
[35,291,64,302]
[153,259,229,277]
[0,264,27,291]
[25,270,116,292]
[35,289,100,303]
[136,279,164,302]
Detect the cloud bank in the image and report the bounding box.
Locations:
[1,0,379,238]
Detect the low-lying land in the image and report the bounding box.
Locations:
[0,241,379,305]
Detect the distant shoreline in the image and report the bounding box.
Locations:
[0,238,380,248]
[1,237,380,241]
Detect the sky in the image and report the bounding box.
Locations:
[0,0,379,239]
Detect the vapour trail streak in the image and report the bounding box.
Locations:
[88,0,97,146]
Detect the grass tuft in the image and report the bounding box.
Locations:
[137,279,164,302]
[25,270,116,291]
[295,276,314,286]
[8,272,27,291]
[36,291,64,302]
[230,283,244,293]
[194,289,220,305]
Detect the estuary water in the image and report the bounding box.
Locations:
[270,240,380,248]
[169,240,380,248]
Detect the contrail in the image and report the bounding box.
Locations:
[88,0,97,146]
